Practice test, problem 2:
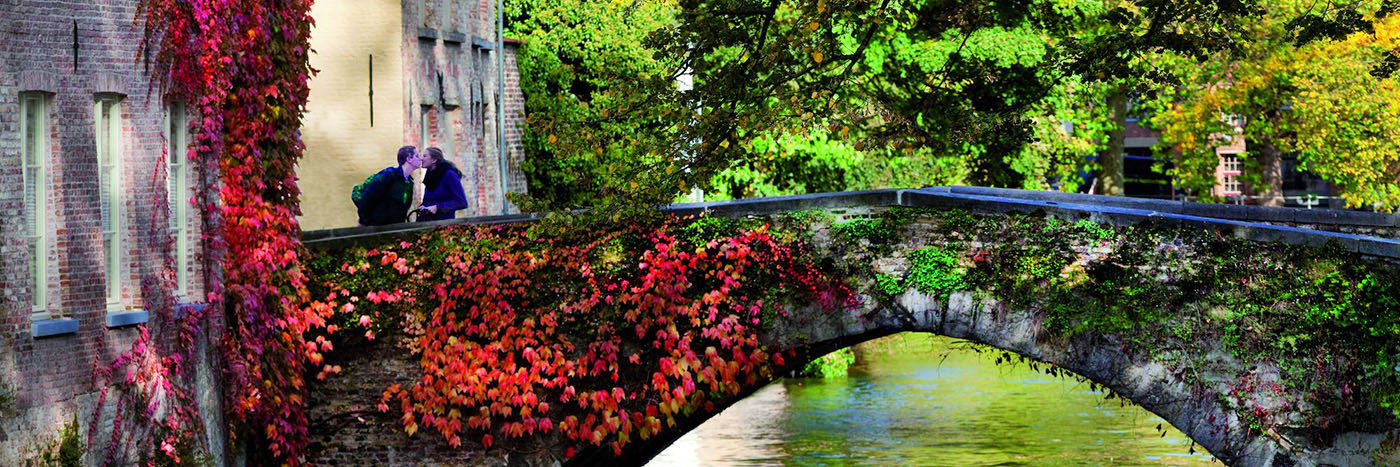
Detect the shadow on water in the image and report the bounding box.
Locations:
[647,333,1219,466]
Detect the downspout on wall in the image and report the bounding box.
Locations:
[496,0,509,214]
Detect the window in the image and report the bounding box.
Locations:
[1221,153,1242,195]
[21,93,49,315]
[95,96,124,308]
[165,103,190,297]
[1222,153,1241,173]
[1223,175,1241,194]
[420,105,432,150]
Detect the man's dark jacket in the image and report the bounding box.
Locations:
[351,166,413,226]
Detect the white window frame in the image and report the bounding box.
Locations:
[1222,153,1242,174]
[22,93,50,316]
[165,102,191,299]
[420,105,432,150]
[1220,153,1242,195]
[95,95,124,309]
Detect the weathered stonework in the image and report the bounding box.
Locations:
[302,188,1400,467]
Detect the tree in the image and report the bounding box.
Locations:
[506,0,683,210]
[1067,0,1258,196]
[1150,0,1400,209]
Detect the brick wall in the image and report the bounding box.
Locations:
[0,1,220,464]
[402,0,528,217]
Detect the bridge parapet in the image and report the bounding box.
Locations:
[305,188,1400,262]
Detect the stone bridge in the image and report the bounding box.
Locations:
[302,187,1400,467]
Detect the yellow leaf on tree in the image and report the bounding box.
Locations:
[812,51,824,64]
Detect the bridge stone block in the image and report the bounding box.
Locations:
[895,289,942,330]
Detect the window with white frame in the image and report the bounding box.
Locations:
[95,96,124,308]
[165,102,191,298]
[21,93,50,315]
[1222,153,1242,173]
[1221,153,1242,194]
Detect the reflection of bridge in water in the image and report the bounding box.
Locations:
[648,333,1218,466]
[303,187,1400,467]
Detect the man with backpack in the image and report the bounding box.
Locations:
[352,145,424,226]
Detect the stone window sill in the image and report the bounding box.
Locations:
[32,318,78,338]
[106,310,150,328]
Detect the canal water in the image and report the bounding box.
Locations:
[647,333,1218,466]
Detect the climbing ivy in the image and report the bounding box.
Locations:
[904,246,968,299]
[303,214,857,457]
[135,0,317,462]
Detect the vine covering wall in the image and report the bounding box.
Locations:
[133,0,318,462]
[301,214,856,459]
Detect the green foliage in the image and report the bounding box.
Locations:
[677,215,746,246]
[1015,246,1069,282]
[506,0,684,210]
[1148,1,1400,209]
[38,416,82,467]
[832,208,920,246]
[799,348,856,378]
[832,218,887,243]
[910,210,1400,434]
[873,272,905,298]
[905,246,967,299]
[1073,218,1117,241]
[783,209,834,227]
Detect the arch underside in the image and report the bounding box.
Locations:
[614,291,1397,467]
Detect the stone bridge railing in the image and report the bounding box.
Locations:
[301,188,1400,467]
[305,187,1400,261]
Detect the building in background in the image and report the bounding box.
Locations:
[299,0,528,230]
[1107,115,1338,209]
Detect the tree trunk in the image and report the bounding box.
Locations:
[1100,90,1127,196]
[1256,135,1284,207]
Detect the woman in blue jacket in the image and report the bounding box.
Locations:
[416,147,469,221]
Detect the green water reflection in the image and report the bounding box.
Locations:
[647,333,1218,466]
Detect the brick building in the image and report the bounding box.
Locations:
[0,0,530,461]
[298,0,528,230]
[1115,117,1338,208]
[0,0,225,464]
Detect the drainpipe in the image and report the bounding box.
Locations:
[497,0,509,214]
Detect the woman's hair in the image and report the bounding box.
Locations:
[396,145,417,165]
[422,147,460,190]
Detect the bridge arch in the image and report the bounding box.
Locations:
[643,330,1215,466]
[302,189,1400,467]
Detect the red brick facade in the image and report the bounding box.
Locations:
[403,0,527,216]
[0,1,220,463]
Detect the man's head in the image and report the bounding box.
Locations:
[397,145,418,166]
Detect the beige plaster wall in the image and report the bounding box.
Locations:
[299,0,405,230]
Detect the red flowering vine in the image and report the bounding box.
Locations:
[304,216,856,457]
[135,0,318,462]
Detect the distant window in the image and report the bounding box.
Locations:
[1222,153,1241,174]
[22,93,50,315]
[95,96,124,308]
[165,102,191,298]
